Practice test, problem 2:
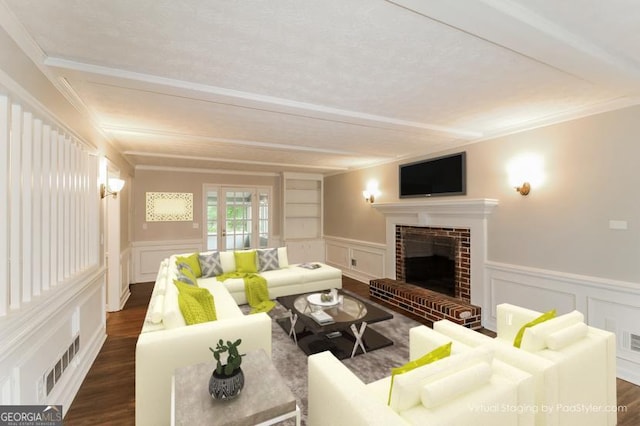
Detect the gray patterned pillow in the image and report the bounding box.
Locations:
[199,251,224,278]
[176,263,197,286]
[257,248,280,272]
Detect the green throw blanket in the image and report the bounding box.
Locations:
[216,272,276,314]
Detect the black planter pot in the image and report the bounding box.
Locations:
[209,367,244,400]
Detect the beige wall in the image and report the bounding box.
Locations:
[325,105,640,283]
[132,169,281,242]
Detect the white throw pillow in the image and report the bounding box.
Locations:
[391,345,493,412]
[219,251,236,273]
[521,310,584,352]
[277,247,289,268]
[546,322,588,350]
[420,361,492,408]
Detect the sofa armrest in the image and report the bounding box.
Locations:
[307,351,407,426]
[135,313,272,426]
[496,303,541,343]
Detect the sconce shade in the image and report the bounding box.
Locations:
[363,180,380,203]
[108,178,125,193]
[101,178,125,199]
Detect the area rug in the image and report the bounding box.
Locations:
[241,290,422,425]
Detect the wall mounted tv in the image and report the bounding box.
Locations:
[399,152,466,198]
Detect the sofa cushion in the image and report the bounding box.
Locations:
[420,361,492,408]
[259,267,304,288]
[219,251,236,273]
[148,294,165,324]
[521,310,585,352]
[513,309,556,348]
[546,322,588,350]
[277,247,289,267]
[198,279,244,319]
[388,342,452,406]
[199,251,224,278]
[174,281,217,325]
[176,253,202,278]
[390,345,494,412]
[234,250,258,273]
[296,263,342,283]
[257,248,280,272]
[162,278,187,329]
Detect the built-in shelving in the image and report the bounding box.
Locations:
[282,173,324,262]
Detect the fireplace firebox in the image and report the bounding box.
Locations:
[403,235,456,296]
[396,225,471,302]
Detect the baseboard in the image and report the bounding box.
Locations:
[58,329,106,414]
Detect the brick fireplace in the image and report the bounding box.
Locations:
[371,198,498,328]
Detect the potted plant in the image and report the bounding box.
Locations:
[208,338,245,400]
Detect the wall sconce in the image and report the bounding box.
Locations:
[515,182,531,196]
[101,178,125,199]
[362,180,381,203]
[507,154,544,196]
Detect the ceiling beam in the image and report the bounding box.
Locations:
[44,56,483,139]
[388,0,640,95]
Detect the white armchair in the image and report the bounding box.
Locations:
[434,303,617,426]
[307,325,535,426]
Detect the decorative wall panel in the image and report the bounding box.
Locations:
[145,192,193,222]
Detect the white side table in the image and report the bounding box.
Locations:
[171,349,300,426]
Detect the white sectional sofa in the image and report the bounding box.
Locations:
[308,325,535,425]
[135,247,342,426]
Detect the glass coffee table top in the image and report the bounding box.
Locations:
[293,293,368,324]
[276,290,394,359]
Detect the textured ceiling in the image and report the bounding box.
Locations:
[2,0,639,174]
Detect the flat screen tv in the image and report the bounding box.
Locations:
[399,152,466,198]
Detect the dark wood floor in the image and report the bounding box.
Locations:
[65,277,639,425]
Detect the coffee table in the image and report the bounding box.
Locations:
[276,290,393,359]
[171,349,299,426]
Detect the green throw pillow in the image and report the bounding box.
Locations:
[388,341,452,405]
[176,253,202,278]
[174,280,216,325]
[234,250,257,273]
[176,264,198,286]
[513,309,556,348]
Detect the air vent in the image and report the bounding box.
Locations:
[631,333,640,353]
[44,335,80,396]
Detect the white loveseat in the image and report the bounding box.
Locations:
[136,247,342,426]
[308,325,535,425]
[433,303,617,426]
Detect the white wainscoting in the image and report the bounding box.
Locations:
[0,269,106,407]
[486,261,640,385]
[324,236,386,283]
[131,239,204,283]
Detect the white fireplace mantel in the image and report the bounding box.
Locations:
[372,198,499,217]
[373,198,499,326]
